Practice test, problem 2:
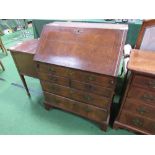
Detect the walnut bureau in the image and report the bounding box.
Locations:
[114,49,155,134]
[34,22,128,130]
[9,39,39,96]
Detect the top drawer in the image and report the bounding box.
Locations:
[37,62,116,88]
[132,75,155,92]
[127,86,155,107]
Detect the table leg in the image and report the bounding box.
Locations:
[20,74,31,97]
[2,46,8,55]
[0,61,5,71]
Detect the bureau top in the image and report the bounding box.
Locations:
[46,22,128,30]
[128,49,155,75]
[9,39,39,54]
[34,22,128,76]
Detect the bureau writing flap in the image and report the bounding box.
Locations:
[34,22,128,77]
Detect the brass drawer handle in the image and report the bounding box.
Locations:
[85,84,93,90]
[85,107,92,113]
[141,94,155,102]
[49,76,57,82]
[136,107,149,115]
[69,70,74,76]
[132,118,143,127]
[70,90,74,97]
[148,81,155,88]
[52,98,60,104]
[49,67,55,73]
[87,75,95,81]
[50,85,59,91]
[84,95,92,101]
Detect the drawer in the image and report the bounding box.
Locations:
[37,63,69,76]
[38,72,114,98]
[124,98,155,119]
[12,52,38,78]
[70,80,114,98]
[41,81,111,109]
[37,63,116,88]
[128,86,155,107]
[38,72,70,87]
[119,111,155,134]
[44,92,108,123]
[132,75,155,92]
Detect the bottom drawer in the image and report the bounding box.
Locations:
[44,91,108,123]
[123,98,155,119]
[119,111,155,134]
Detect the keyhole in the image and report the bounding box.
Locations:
[74,29,81,34]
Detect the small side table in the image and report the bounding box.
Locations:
[9,39,39,97]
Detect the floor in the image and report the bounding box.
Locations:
[0,27,134,135]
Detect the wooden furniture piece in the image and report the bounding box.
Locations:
[123,20,155,74]
[114,49,155,134]
[34,22,128,130]
[135,19,155,51]
[9,39,39,96]
[0,37,7,55]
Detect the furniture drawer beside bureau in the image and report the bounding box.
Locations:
[123,98,155,119]
[119,111,155,134]
[128,86,155,106]
[132,75,155,91]
[114,50,155,134]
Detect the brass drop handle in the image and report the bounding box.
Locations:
[132,118,143,127]
[87,75,95,81]
[70,90,74,97]
[49,76,57,82]
[136,107,148,115]
[49,67,55,73]
[148,81,155,88]
[52,98,60,104]
[50,85,59,91]
[85,106,92,113]
[84,95,92,101]
[142,94,155,102]
[85,84,93,90]
[69,70,74,76]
